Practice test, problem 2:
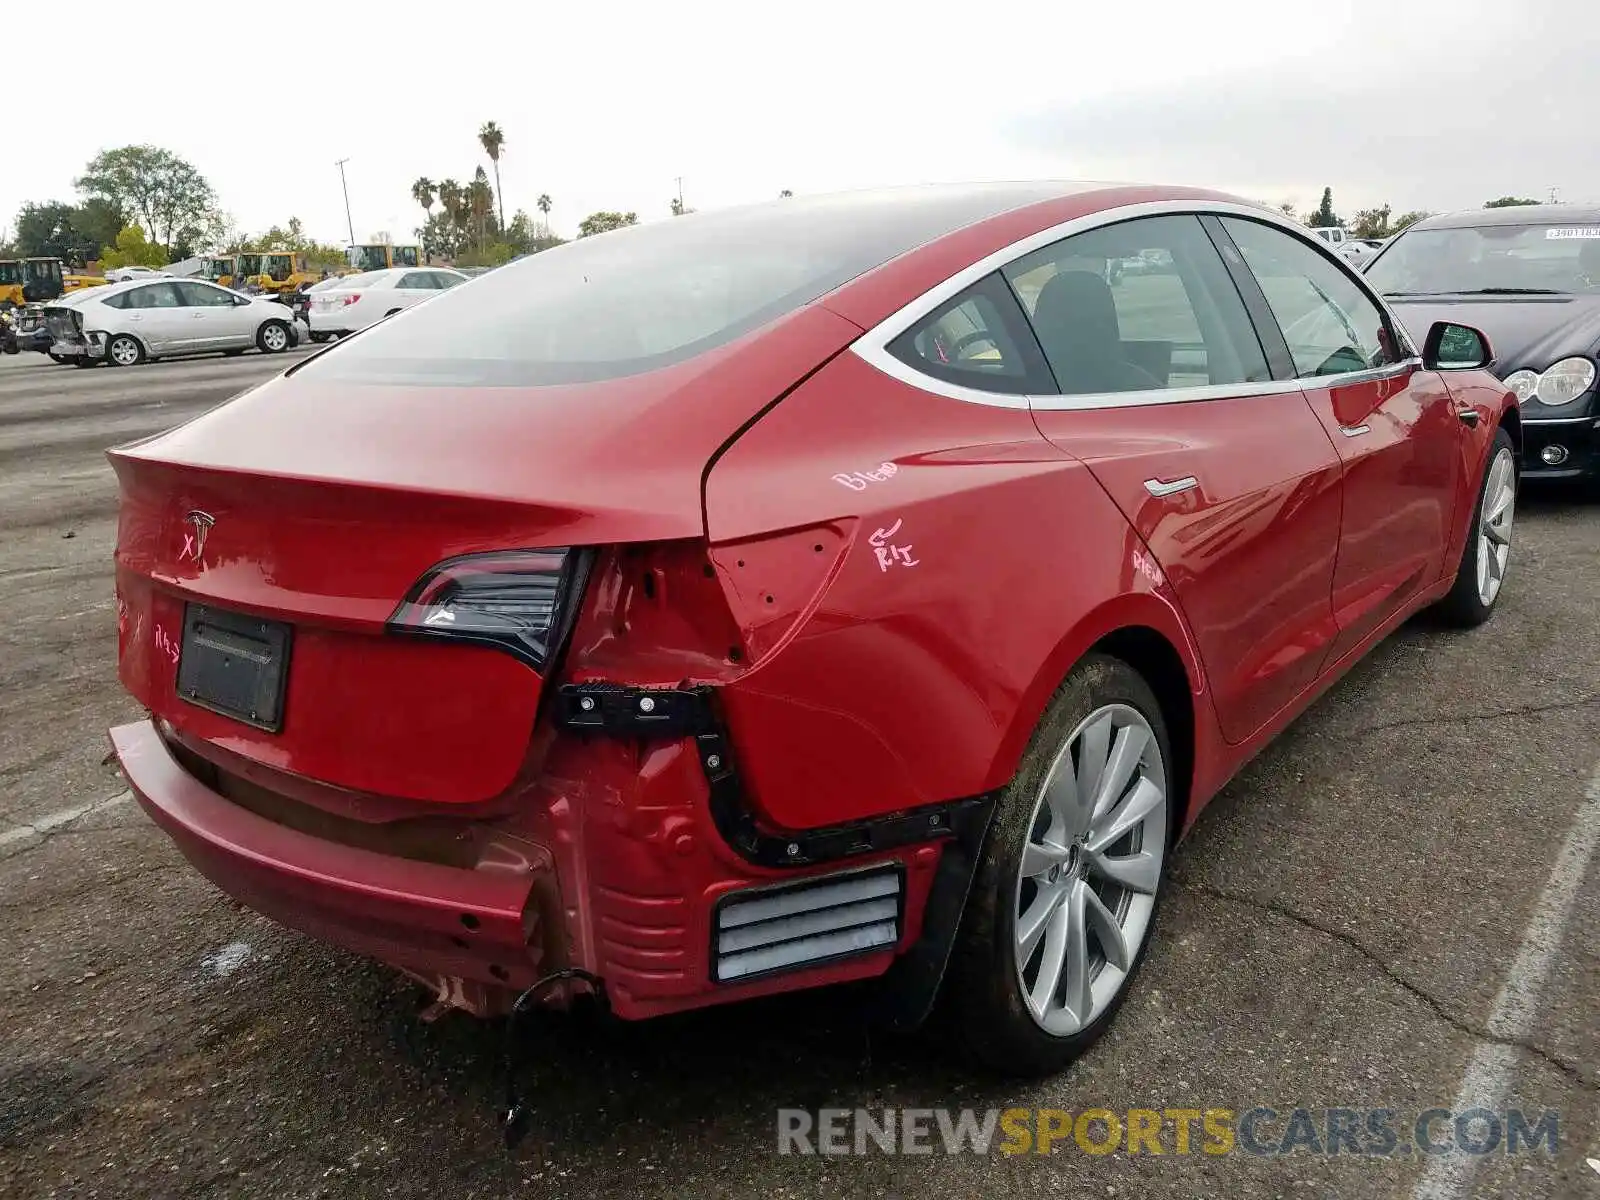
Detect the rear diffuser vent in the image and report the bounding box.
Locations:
[713,866,903,983]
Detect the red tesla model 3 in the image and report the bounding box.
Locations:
[108,183,1519,1075]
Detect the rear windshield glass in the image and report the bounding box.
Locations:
[1367,223,1600,296]
[298,186,1069,387]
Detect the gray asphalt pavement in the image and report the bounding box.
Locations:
[0,350,1596,1199]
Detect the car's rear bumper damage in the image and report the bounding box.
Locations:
[112,718,552,1016]
[111,697,992,1025]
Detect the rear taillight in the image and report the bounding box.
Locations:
[341,293,361,306]
[388,549,590,670]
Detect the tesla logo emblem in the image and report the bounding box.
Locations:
[181,510,215,564]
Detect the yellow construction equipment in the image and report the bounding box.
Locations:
[204,256,237,288]
[236,252,319,295]
[0,257,65,307]
[346,243,423,272]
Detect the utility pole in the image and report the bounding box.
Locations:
[335,158,356,248]
[1549,186,1560,205]
[676,176,684,209]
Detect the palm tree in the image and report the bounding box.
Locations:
[478,121,506,230]
[536,193,552,236]
[469,168,493,250]
[411,177,435,217]
[437,179,463,250]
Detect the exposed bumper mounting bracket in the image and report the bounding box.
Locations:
[554,682,986,870]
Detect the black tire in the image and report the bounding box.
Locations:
[256,320,291,354]
[383,308,401,319]
[309,331,332,344]
[940,654,1173,1076]
[1431,427,1517,628]
[105,334,144,367]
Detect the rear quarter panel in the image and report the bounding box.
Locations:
[703,350,1207,831]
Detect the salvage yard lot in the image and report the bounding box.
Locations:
[0,351,1596,1198]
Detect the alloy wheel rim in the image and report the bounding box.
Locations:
[263,326,287,351]
[111,338,138,365]
[1012,702,1167,1036]
[1476,447,1515,607]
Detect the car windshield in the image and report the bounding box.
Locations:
[0,262,20,285]
[300,185,1068,387]
[1367,223,1600,296]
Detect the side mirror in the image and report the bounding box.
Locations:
[1423,320,1493,371]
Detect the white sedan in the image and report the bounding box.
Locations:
[103,265,170,283]
[306,267,469,340]
[43,277,299,366]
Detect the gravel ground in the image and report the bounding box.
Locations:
[0,349,1595,1199]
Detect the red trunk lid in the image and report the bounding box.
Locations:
[111,305,860,806]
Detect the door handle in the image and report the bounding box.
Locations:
[1340,424,1371,437]
[1457,408,1480,428]
[1144,476,1198,498]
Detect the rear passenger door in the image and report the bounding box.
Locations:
[1013,214,1345,743]
[1216,217,1464,664]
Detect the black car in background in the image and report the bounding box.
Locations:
[1365,204,1600,481]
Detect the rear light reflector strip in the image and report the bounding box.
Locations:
[712,866,902,982]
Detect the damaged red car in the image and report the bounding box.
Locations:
[109,184,1519,1076]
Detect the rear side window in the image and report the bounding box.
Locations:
[299,187,1070,387]
[887,274,1047,395]
[123,283,183,309]
[1220,217,1398,378]
[1002,214,1270,395]
[397,272,434,289]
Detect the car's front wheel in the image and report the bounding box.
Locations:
[106,334,144,367]
[942,654,1172,1075]
[257,320,291,354]
[1432,427,1516,627]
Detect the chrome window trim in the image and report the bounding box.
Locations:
[1521,415,1594,425]
[851,197,1421,412]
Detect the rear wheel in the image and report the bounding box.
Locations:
[106,334,144,367]
[257,320,291,354]
[1432,428,1516,627]
[941,654,1172,1075]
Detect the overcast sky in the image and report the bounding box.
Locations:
[9,0,1592,246]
